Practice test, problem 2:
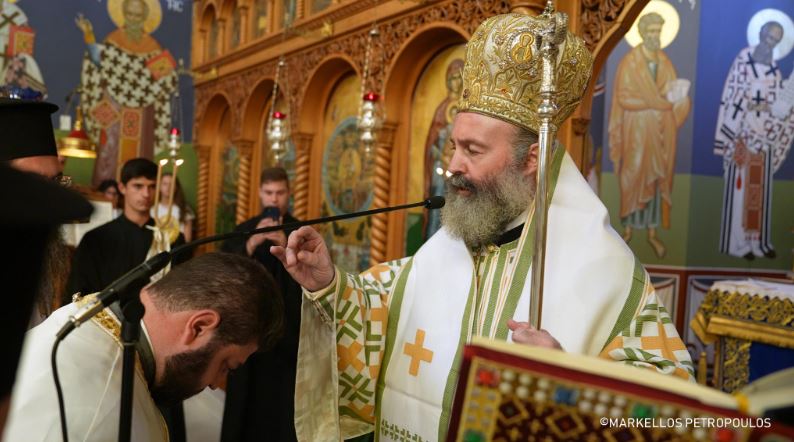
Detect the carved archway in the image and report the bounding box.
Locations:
[295,55,359,220]
[219,0,237,53]
[191,0,654,258]
[197,5,217,65]
[375,23,470,261]
[240,77,276,217]
[195,93,232,244]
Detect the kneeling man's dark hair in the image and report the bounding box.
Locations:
[148,252,284,350]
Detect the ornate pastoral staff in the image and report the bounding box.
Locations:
[458,3,592,329]
[529,2,568,329]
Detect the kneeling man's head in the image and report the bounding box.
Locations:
[141,252,284,405]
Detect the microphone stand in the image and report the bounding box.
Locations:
[118,286,146,442]
[53,196,444,442]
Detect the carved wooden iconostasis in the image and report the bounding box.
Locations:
[192,0,651,270]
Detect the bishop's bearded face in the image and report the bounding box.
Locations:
[441,158,534,249]
[150,339,220,406]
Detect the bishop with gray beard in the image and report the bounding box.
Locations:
[441,127,538,250]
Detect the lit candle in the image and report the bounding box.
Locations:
[154,159,168,227]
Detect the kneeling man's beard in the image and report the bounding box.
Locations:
[441,163,534,249]
[151,339,221,406]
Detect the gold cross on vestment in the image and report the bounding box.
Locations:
[403,329,433,376]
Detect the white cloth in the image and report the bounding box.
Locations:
[376,153,638,441]
[3,303,168,442]
[711,279,794,301]
[183,388,225,442]
[60,200,116,247]
[152,203,195,233]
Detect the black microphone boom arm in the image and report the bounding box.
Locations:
[171,195,445,256]
[55,196,445,341]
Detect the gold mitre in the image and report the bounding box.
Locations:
[459,13,594,132]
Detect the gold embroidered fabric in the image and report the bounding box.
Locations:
[691,288,794,392]
[691,289,794,348]
[459,13,593,132]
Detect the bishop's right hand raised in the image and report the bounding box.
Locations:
[271,226,335,292]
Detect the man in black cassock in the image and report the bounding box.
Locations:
[0,93,93,431]
[66,158,187,299]
[220,167,302,442]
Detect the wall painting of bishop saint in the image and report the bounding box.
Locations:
[714,8,794,260]
[76,0,178,187]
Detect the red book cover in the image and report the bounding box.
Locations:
[146,50,177,81]
[447,338,794,442]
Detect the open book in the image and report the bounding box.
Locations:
[447,337,794,441]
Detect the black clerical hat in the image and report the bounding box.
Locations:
[0,163,93,226]
[0,97,59,161]
[0,163,92,399]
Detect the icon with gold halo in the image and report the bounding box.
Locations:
[107,0,162,35]
[624,0,680,49]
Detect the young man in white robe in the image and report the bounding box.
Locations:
[272,13,695,442]
[3,252,284,441]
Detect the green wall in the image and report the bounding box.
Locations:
[62,141,199,210]
[599,172,793,271]
[685,175,793,270]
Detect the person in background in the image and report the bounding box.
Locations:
[152,172,195,242]
[220,167,302,442]
[98,178,122,218]
[66,158,187,298]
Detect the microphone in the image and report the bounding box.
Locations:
[56,252,170,339]
[56,196,445,340]
[424,195,445,210]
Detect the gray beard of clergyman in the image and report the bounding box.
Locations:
[441,161,535,250]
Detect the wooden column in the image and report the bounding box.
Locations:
[292,132,313,220]
[197,25,210,65]
[234,139,255,224]
[566,117,591,168]
[192,2,202,66]
[558,0,588,169]
[218,18,227,55]
[195,144,212,241]
[369,123,397,266]
[238,6,250,46]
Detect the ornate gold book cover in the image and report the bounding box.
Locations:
[448,338,794,442]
